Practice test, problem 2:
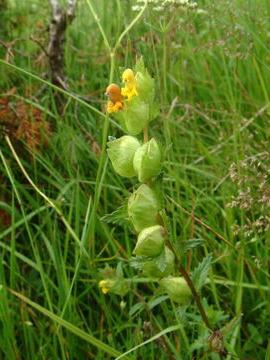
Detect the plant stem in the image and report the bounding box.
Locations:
[143,126,149,143]
[179,264,212,331]
[87,0,148,254]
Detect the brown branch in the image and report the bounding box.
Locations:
[179,265,228,358]
[47,0,77,108]
[67,0,77,18]
[143,127,149,143]
[179,264,212,330]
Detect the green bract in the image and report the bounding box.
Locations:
[134,225,165,257]
[160,276,192,305]
[135,58,155,104]
[107,135,140,177]
[128,184,160,232]
[133,138,161,182]
[110,278,130,296]
[101,278,129,296]
[142,246,175,278]
[135,58,158,123]
[123,97,149,135]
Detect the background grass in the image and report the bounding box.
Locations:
[0,0,270,359]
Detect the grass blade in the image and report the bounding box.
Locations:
[115,325,181,360]
[9,289,127,359]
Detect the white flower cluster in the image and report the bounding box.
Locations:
[132,0,197,12]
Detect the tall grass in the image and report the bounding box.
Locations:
[0,0,269,359]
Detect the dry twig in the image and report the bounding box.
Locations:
[48,0,77,106]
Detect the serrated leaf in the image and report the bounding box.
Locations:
[134,57,145,73]
[192,254,212,291]
[129,256,145,270]
[158,208,170,231]
[101,205,128,226]
[153,250,167,272]
[116,262,124,277]
[183,238,205,252]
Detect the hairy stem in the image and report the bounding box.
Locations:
[143,126,149,143]
[179,264,212,331]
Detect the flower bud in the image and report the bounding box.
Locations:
[160,276,192,305]
[128,184,160,232]
[98,279,114,294]
[107,135,140,177]
[120,300,126,310]
[142,246,175,277]
[98,278,129,296]
[123,98,150,135]
[133,138,161,182]
[134,225,165,257]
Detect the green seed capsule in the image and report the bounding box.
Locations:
[142,246,175,278]
[134,225,165,257]
[107,135,140,177]
[160,276,192,305]
[133,138,161,182]
[128,184,160,232]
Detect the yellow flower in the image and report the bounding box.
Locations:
[98,279,111,294]
[105,84,124,113]
[121,68,138,100]
[106,100,123,113]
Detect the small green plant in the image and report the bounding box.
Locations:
[101,58,201,309]
[99,59,232,357]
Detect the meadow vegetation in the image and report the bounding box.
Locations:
[0,0,269,359]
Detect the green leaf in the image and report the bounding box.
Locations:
[192,254,212,291]
[153,250,167,272]
[158,208,170,231]
[134,57,146,73]
[129,256,145,270]
[116,262,124,277]
[183,238,205,252]
[101,204,129,226]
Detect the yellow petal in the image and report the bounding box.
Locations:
[101,287,110,294]
[122,68,135,83]
[106,100,123,113]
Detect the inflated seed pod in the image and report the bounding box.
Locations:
[107,135,140,177]
[128,184,160,232]
[142,246,175,278]
[133,138,161,182]
[134,225,165,257]
[160,276,192,305]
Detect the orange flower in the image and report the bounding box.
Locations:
[105,83,123,113]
